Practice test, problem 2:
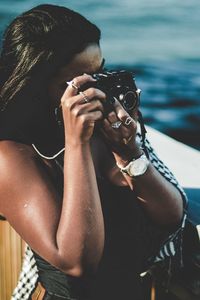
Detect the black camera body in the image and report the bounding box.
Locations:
[80,70,140,114]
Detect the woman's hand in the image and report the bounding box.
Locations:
[101,99,143,166]
[61,74,106,146]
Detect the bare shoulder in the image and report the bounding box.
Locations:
[0,140,38,186]
[0,141,35,206]
[0,139,57,188]
[0,140,56,217]
[0,140,36,162]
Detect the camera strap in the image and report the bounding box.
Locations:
[137,110,149,158]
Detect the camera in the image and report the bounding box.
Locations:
[80,70,141,114]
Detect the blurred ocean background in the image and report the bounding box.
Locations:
[0,0,199,149]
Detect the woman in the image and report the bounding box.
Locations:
[0,4,187,300]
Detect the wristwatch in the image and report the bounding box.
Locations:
[118,153,149,177]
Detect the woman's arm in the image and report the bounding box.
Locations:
[106,144,184,226]
[57,142,105,275]
[0,74,106,277]
[101,101,185,227]
[120,156,184,226]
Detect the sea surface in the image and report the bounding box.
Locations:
[0,0,199,149]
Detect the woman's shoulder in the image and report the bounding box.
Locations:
[0,140,59,186]
[0,139,59,219]
[0,140,37,185]
[0,139,60,184]
[0,141,35,218]
[0,140,36,160]
[1,139,40,170]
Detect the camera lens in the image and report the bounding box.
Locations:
[123,91,138,111]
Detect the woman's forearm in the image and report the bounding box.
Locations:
[56,143,104,275]
[125,162,184,226]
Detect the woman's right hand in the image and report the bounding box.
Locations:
[61,74,106,146]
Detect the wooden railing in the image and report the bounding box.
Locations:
[0,220,24,300]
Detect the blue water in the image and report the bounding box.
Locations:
[0,0,200,149]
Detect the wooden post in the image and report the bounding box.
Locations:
[0,220,25,300]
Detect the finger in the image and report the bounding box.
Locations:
[112,99,133,124]
[112,99,137,130]
[61,87,105,110]
[114,98,139,122]
[79,100,104,114]
[102,118,119,138]
[84,110,104,122]
[101,118,134,147]
[105,111,125,137]
[112,97,127,115]
[107,111,118,124]
[61,74,96,100]
[62,86,106,108]
[105,114,136,145]
[106,111,130,134]
[121,116,137,133]
[61,94,84,111]
[81,87,106,103]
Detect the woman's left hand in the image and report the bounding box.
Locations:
[100,99,143,166]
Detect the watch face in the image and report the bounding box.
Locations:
[129,155,149,176]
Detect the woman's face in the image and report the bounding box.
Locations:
[47,43,104,107]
